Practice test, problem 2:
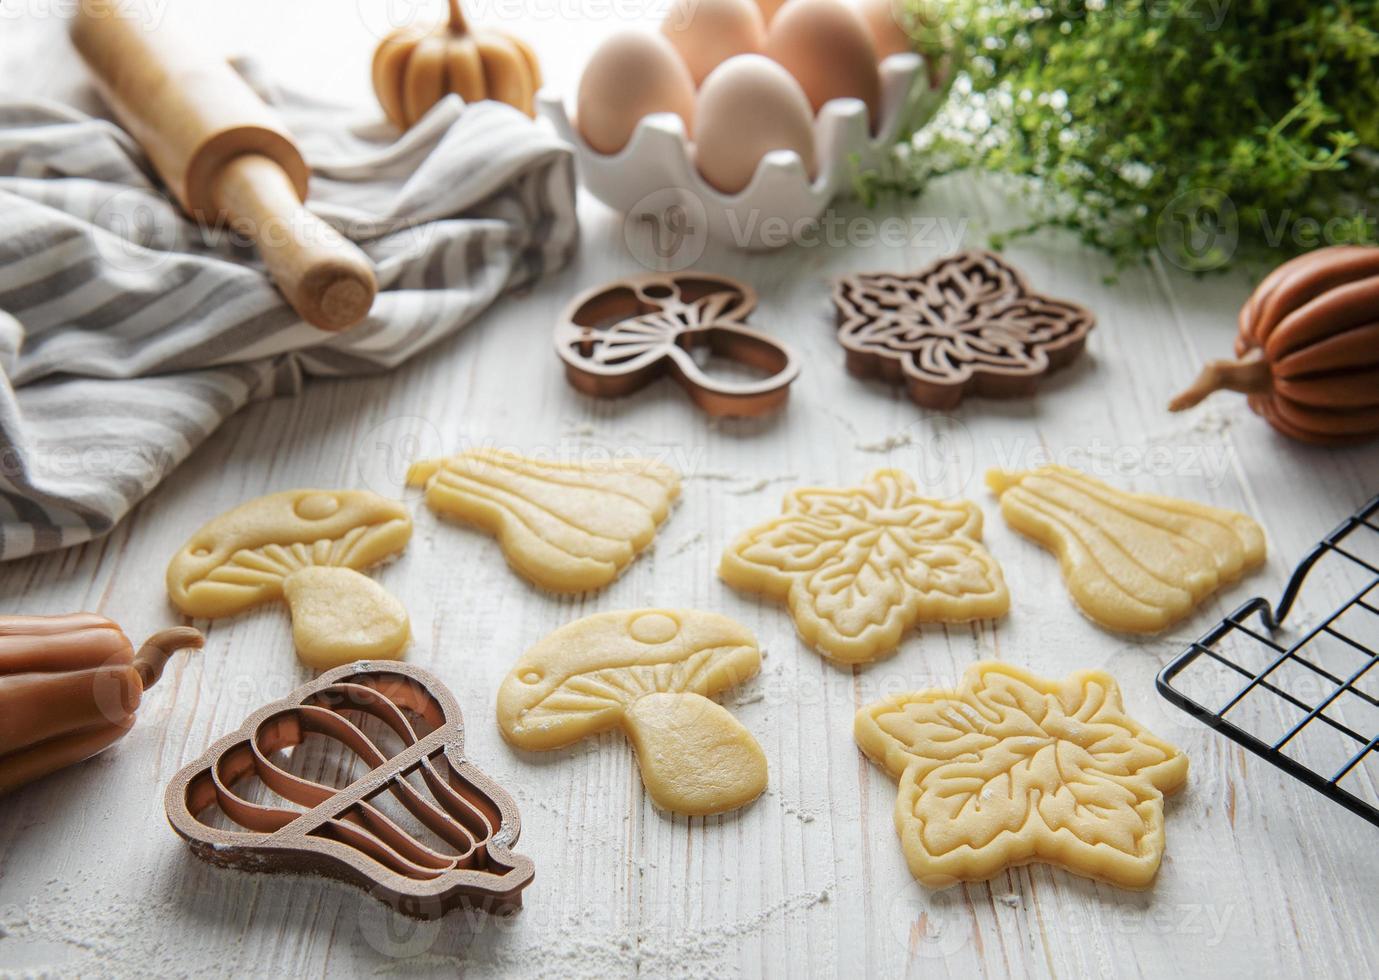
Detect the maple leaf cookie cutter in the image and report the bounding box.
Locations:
[833,250,1096,409]
[164,662,534,919]
[555,272,801,417]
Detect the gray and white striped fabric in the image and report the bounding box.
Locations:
[0,62,578,561]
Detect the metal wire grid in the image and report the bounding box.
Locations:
[1157,494,1379,827]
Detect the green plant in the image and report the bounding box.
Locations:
[866,0,1379,270]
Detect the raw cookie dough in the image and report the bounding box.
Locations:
[496,609,767,815]
[718,469,1009,665]
[855,661,1189,889]
[166,489,412,669]
[987,465,1266,633]
[407,449,680,593]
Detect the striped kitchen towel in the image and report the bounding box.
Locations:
[0,60,578,561]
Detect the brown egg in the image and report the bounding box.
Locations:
[693,55,816,194]
[854,0,914,59]
[754,0,790,23]
[661,0,767,86]
[576,31,696,155]
[765,0,881,126]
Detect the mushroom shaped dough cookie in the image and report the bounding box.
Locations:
[497,610,767,815]
[167,490,413,669]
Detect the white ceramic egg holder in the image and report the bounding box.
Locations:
[540,53,946,251]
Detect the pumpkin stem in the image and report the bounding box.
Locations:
[1168,350,1272,412]
[447,0,468,32]
[133,627,204,691]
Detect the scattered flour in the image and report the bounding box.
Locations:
[687,472,797,495]
[725,475,797,496]
[665,531,705,558]
[3,855,834,979]
[854,433,913,453]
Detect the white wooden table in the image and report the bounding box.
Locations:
[2,4,1378,978]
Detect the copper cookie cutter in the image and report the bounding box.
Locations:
[555,273,801,417]
[165,662,534,919]
[833,250,1096,410]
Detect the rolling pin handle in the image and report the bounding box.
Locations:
[212,155,377,332]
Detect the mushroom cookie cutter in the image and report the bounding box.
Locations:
[555,273,801,417]
[165,662,535,919]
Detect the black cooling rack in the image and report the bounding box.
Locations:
[1157,493,1379,827]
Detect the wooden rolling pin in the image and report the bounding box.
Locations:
[71,1,376,331]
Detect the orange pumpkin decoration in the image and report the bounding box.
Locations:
[1170,245,1379,445]
[0,614,202,796]
[372,0,542,127]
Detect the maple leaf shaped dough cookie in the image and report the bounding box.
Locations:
[408,449,679,593]
[718,470,1009,664]
[856,662,1189,889]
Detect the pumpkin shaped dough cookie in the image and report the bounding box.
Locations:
[497,610,766,815]
[856,662,1189,889]
[167,490,412,669]
[719,469,1009,665]
[987,465,1266,633]
[407,449,679,593]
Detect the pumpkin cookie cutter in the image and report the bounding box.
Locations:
[165,662,534,919]
[555,272,801,417]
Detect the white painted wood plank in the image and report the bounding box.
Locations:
[2,5,1378,979]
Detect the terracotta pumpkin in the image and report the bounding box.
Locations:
[372,0,542,127]
[0,614,202,796]
[1171,245,1379,444]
